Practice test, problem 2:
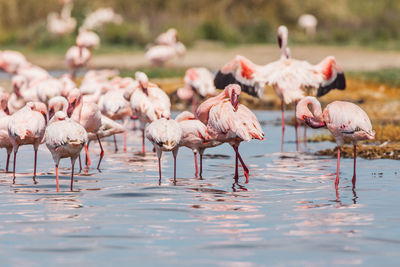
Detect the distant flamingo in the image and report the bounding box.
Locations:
[0,50,28,73]
[177,67,217,113]
[155,28,178,46]
[298,14,318,36]
[145,42,186,67]
[296,96,375,188]
[76,29,100,50]
[130,72,171,153]
[47,0,76,36]
[214,25,346,151]
[0,92,13,171]
[176,111,221,178]
[45,111,88,192]
[67,89,103,170]
[8,102,47,183]
[65,46,91,78]
[196,84,264,182]
[146,118,182,182]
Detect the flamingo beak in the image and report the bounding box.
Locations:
[231,92,239,110]
[304,116,326,129]
[278,35,282,48]
[14,84,21,98]
[4,106,9,115]
[41,111,47,123]
[67,100,75,117]
[49,108,55,120]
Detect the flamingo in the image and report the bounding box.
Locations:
[35,78,63,105]
[154,28,178,46]
[81,7,123,31]
[8,102,47,183]
[0,50,28,73]
[296,96,375,188]
[98,89,131,152]
[48,96,68,119]
[298,14,318,36]
[146,118,182,182]
[59,74,76,97]
[65,46,91,78]
[177,67,217,113]
[8,75,39,114]
[76,29,100,50]
[0,92,13,172]
[214,25,346,151]
[129,72,171,153]
[203,84,264,183]
[176,111,221,178]
[67,89,103,170]
[45,111,88,192]
[145,42,186,67]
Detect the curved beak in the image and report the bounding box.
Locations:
[49,108,55,120]
[278,35,282,48]
[231,91,239,110]
[41,111,47,124]
[67,101,75,117]
[304,116,326,129]
[4,106,9,115]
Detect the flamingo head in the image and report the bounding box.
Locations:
[27,102,48,123]
[0,92,9,115]
[67,88,82,117]
[12,75,26,98]
[225,84,241,111]
[49,111,67,124]
[296,96,326,129]
[135,71,149,94]
[277,25,288,49]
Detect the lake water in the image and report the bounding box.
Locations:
[0,111,399,266]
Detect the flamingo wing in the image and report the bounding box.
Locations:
[315,56,346,97]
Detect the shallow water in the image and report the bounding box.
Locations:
[0,111,399,266]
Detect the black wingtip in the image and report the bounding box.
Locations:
[214,71,260,98]
[317,72,346,97]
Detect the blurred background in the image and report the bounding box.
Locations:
[0,0,399,51]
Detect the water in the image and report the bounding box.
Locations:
[0,111,399,266]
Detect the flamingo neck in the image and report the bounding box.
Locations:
[71,97,83,123]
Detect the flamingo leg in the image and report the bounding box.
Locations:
[113,134,118,152]
[199,150,203,179]
[303,124,307,147]
[172,148,178,181]
[142,129,145,154]
[352,145,357,188]
[5,150,11,173]
[85,143,91,167]
[234,148,239,180]
[294,100,300,151]
[281,100,285,152]
[194,152,198,178]
[233,145,249,183]
[335,146,341,189]
[78,154,82,173]
[96,134,104,170]
[123,131,127,152]
[12,149,17,184]
[70,160,75,191]
[33,148,38,184]
[56,164,59,192]
[158,156,162,185]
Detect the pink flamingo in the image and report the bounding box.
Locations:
[177,67,217,113]
[48,96,68,119]
[0,92,13,172]
[65,46,91,78]
[196,84,264,182]
[214,25,345,151]
[0,50,28,73]
[146,118,182,182]
[76,29,100,50]
[155,28,178,46]
[145,42,186,67]
[67,89,103,170]
[8,102,47,183]
[45,111,88,192]
[98,89,132,152]
[296,96,375,188]
[130,72,171,153]
[59,74,76,97]
[35,78,63,105]
[176,111,221,178]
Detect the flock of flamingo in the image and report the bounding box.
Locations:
[0,20,375,192]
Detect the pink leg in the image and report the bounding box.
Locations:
[123,131,127,152]
[199,152,203,179]
[96,134,104,170]
[234,151,239,180]
[85,144,91,167]
[352,145,357,188]
[233,145,249,183]
[158,156,162,185]
[173,154,177,180]
[194,152,198,178]
[12,150,17,184]
[142,129,145,154]
[113,135,118,152]
[335,146,341,189]
[281,100,285,152]
[56,164,59,192]
[5,151,10,173]
[70,160,75,191]
[33,148,37,184]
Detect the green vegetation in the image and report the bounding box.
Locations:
[1,0,400,51]
[120,67,186,79]
[348,69,400,88]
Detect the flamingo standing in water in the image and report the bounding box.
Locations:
[0,92,13,171]
[67,89,103,170]
[196,84,264,182]
[146,118,182,182]
[45,111,88,192]
[176,111,221,178]
[8,102,47,183]
[214,25,346,151]
[177,67,217,113]
[129,72,171,153]
[296,96,375,188]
